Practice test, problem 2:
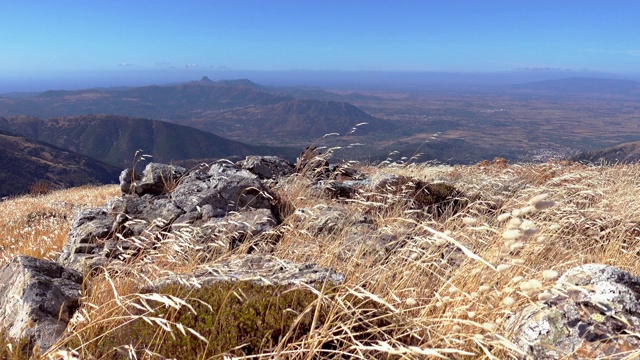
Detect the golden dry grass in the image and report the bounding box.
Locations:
[0,185,120,266]
[3,161,640,359]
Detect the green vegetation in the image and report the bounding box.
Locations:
[67,281,325,358]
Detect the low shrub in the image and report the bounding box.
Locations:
[28,181,54,196]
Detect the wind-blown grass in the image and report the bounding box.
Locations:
[1,160,640,358]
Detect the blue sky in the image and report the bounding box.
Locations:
[1,0,639,91]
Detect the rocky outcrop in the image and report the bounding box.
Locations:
[140,254,344,292]
[508,264,640,359]
[125,163,187,196]
[58,161,279,274]
[170,162,272,213]
[0,256,83,352]
[237,155,295,180]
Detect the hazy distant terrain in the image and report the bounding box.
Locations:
[0,77,395,145]
[0,128,119,196]
[0,114,299,168]
[510,77,640,95]
[336,77,640,162]
[1,76,640,166]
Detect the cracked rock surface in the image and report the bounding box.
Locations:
[507,264,640,359]
[58,161,280,274]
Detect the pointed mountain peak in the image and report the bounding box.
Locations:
[199,76,214,84]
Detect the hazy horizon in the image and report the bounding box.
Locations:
[2,0,639,93]
[3,69,640,94]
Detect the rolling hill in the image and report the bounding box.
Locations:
[185,98,394,141]
[570,141,640,164]
[0,78,395,145]
[0,114,299,168]
[0,127,120,197]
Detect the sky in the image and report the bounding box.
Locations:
[1,0,639,91]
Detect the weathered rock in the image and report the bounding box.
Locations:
[132,163,187,196]
[0,256,82,352]
[205,208,278,249]
[58,195,185,273]
[59,161,280,274]
[173,208,278,250]
[140,254,344,292]
[508,264,640,359]
[171,162,273,213]
[237,155,295,180]
[58,207,117,273]
[118,168,139,194]
[107,195,184,235]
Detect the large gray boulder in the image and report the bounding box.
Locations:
[58,195,185,273]
[58,161,279,274]
[141,254,344,292]
[508,264,640,359]
[0,256,83,352]
[171,162,272,213]
[237,155,295,180]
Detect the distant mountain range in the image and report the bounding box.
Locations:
[0,78,394,196]
[511,77,640,95]
[8,76,636,197]
[0,114,299,168]
[0,128,120,197]
[0,77,395,144]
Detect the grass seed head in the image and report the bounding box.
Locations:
[462,216,478,225]
[405,298,418,307]
[519,205,537,215]
[496,213,511,222]
[482,322,497,332]
[467,311,476,319]
[502,229,523,240]
[537,292,553,301]
[528,193,549,205]
[507,217,523,228]
[542,270,559,280]
[536,235,548,243]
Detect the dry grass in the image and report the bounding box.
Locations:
[0,185,120,266]
[3,161,640,359]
